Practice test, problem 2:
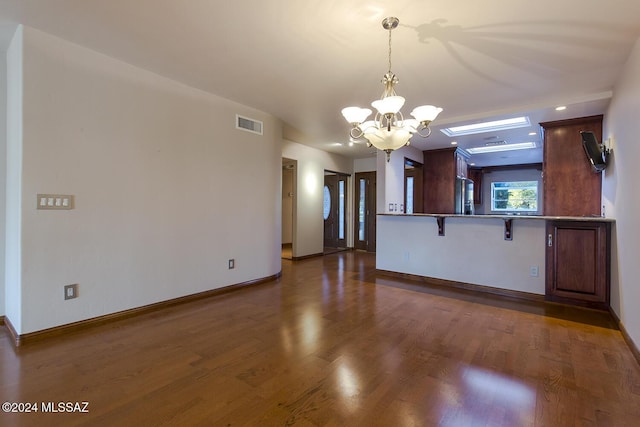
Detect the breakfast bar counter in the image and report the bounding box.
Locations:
[376,214,614,308]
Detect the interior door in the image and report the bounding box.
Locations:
[355,171,376,252]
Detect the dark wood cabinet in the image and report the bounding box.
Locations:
[423,148,469,213]
[541,115,603,216]
[468,168,482,205]
[456,151,468,178]
[545,220,611,310]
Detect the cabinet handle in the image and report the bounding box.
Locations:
[548,234,553,247]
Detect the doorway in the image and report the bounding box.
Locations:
[354,171,376,252]
[404,158,423,214]
[282,158,296,259]
[323,171,348,254]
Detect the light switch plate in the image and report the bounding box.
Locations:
[37,194,74,210]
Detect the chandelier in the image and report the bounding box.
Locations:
[341,17,443,161]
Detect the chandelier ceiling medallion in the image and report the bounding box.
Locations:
[341,17,443,161]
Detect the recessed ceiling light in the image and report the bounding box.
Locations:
[451,141,458,145]
[441,116,530,137]
[528,132,537,136]
[555,106,567,111]
[466,141,536,154]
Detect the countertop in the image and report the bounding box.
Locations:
[377,213,615,222]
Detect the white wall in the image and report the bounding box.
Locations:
[377,215,546,294]
[603,36,640,348]
[4,26,22,328]
[281,139,353,257]
[476,168,544,215]
[11,27,282,334]
[354,156,376,173]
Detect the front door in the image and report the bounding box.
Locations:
[323,173,348,250]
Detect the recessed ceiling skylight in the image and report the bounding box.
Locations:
[466,141,536,154]
[441,116,531,137]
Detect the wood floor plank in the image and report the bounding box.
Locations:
[1,251,639,426]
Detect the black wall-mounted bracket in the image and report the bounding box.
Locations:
[504,219,513,240]
[437,216,445,236]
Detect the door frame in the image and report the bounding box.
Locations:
[282,158,297,259]
[404,158,423,214]
[354,171,376,252]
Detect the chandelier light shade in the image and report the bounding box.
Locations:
[341,17,443,161]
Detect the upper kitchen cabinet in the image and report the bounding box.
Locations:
[455,149,469,178]
[540,115,603,217]
[423,148,470,213]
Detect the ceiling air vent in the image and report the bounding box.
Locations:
[236,114,263,135]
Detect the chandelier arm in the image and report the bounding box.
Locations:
[416,125,433,138]
[349,126,364,139]
[373,112,382,129]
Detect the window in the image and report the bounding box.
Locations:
[323,186,331,220]
[358,178,365,241]
[405,176,414,214]
[491,181,538,212]
[338,180,345,240]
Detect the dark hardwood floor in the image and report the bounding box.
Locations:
[1,251,639,426]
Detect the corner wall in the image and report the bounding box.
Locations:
[12,27,282,334]
[603,36,640,348]
[4,26,23,328]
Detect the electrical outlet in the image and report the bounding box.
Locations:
[530,266,539,277]
[228,259,235,269]
[64,284,78,300]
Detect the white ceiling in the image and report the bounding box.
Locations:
[1,0,639,166]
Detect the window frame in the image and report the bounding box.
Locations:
[490,180,539,213]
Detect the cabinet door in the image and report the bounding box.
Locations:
[545,220,610,309]
[456,152,468,178]
[423,148,457,213]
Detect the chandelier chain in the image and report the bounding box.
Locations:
[388,27,392,74]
